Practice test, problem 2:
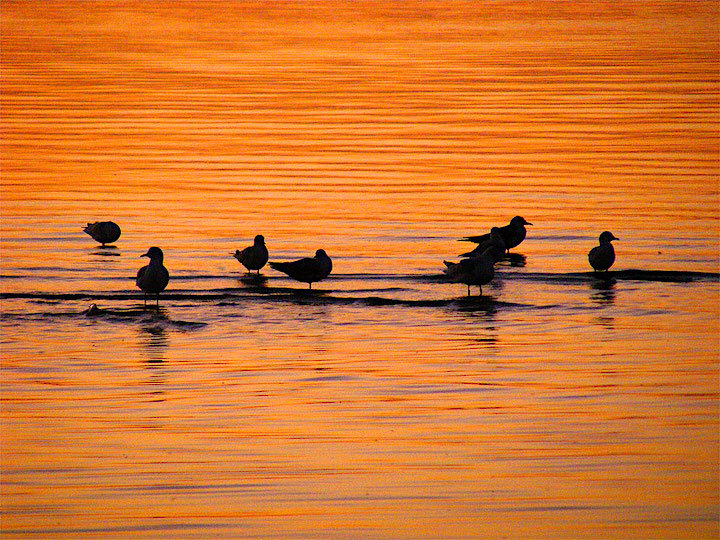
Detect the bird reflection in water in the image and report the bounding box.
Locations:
[91,246,121,257]
[138,313,170,365]
[238,273,269,289]
[136,322,168,401]
[446,300,499,350]
[503,253,526,268]
[590,275,617,306]
[594,315,615,331]
[452,295,499,318]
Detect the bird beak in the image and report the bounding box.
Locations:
[140,253,149,258]
[526,221,533,226]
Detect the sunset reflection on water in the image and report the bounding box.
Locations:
[1,1,718,538]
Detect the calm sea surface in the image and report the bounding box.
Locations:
[2,1,718,538]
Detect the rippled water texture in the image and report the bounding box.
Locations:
[2,1,719,538]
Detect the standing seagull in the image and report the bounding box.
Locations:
[83,221,121,246]
[233,234,269,274]
[443,247,499,296]
[136,247,170,307]
[269,249,332,290]
[460,216,532,253]
[588,231,618,272]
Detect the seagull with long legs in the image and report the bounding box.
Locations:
[136,247,170,308]
[444,246,500,296]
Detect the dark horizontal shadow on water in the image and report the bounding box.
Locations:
[2,269,714,316]
[498,504,622,513]
[336,269,719,284]
[0,522,238,537]
[83,306,207,329]
[509,269,720,284]
[211,289,526,310]
[114,482,270,494]
[90,246,121,257]
[221,290,524,310]
[2,289,526,312]
[394,383,499,396]
[2,292,235,302]
[299,374,360,383]
[17,268,714,285]
[0,303,208,329]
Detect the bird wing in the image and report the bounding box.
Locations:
[270,257,314,276]
[236,246,251,263]
[460,232,491,244]
[136,265,147,286]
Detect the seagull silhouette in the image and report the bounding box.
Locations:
[83,221,121,246]
[269,249,332,289]
[444,246,500,296]
[233,234,269,274]
[136,247,170,307]
[460,216,532,253]
[588,231,618,272]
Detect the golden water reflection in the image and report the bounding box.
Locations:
[1,1,718,538]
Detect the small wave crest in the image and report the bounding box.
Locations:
[83,305,207,329]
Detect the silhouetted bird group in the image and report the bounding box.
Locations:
[445,216,534,296]
[83,216,618,305]
[445,216,618,296]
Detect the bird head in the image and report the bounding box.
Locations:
[141,246,164,261]
[599,231,618,243]
[512,216,532,226]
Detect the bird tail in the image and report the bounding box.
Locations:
[268,261,286,272]
[442,261,457,274]
[83,223,94,235]
[459,234,489,244]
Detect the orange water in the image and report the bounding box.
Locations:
[2,1,718,538]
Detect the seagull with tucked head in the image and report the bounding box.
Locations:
[83,221,121,246]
